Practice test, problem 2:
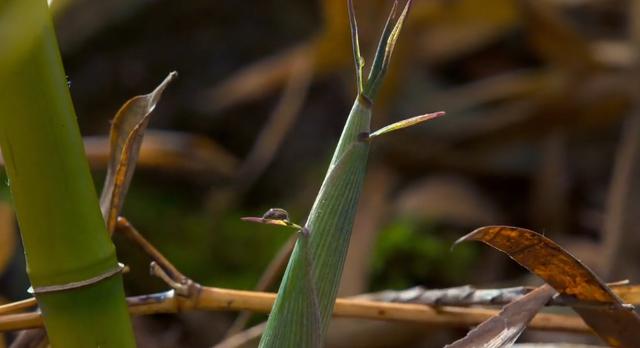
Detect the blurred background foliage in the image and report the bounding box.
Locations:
[1,0,639,346]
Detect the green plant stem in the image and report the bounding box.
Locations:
[258,2,413,346]
[259,96,371,348]
[0,0,136,346]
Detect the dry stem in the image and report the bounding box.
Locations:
[0,285,588,333]
[0,219,599,334]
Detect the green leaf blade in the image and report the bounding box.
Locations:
[348,0,364,94]
[364,0,412,99]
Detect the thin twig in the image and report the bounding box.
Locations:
[0,218,614,336]
[0,299,36,316]
[0,231,597,336]
[116,217,188,285]
[0,286,589,333]
[4,283,636,319]
[358,284,640,308]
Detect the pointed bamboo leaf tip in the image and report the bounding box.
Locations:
[381,0,411,69]
[389,1,399,20]
[369,111,445,139]
[348,0,363,93]
[363,0,413,98]
[149,71,178,110]
[451,226,491,250]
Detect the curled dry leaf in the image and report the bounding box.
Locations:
[99,71,177,233]
[456,226,640,347]
[445,284,556,348]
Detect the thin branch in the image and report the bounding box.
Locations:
[358,284,640,308]
[0,218,620,335]
[116,217,188,285]
[0,299,36,316]
[5,283,636,319]
[0,285,590,333]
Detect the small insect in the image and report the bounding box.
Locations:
[262,208,290,221]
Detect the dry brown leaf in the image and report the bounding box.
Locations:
[83,130,237,178]
[445,284,556,348]
[99,71,177,233]
[0,203,15,275]
[610,285,640,305]
[457,226,640,347]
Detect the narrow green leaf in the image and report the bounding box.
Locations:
[364,0,412,99]
[348,0,364,94]
[365,1,398,88]
[368,111,445,139]
[384,0,412,63]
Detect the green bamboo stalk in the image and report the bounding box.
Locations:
[0,0,136,347]
[259,1,412,347]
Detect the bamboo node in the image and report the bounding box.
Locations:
[149,261,198,297]
[357,93,373,108]
[27,263,126,294]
